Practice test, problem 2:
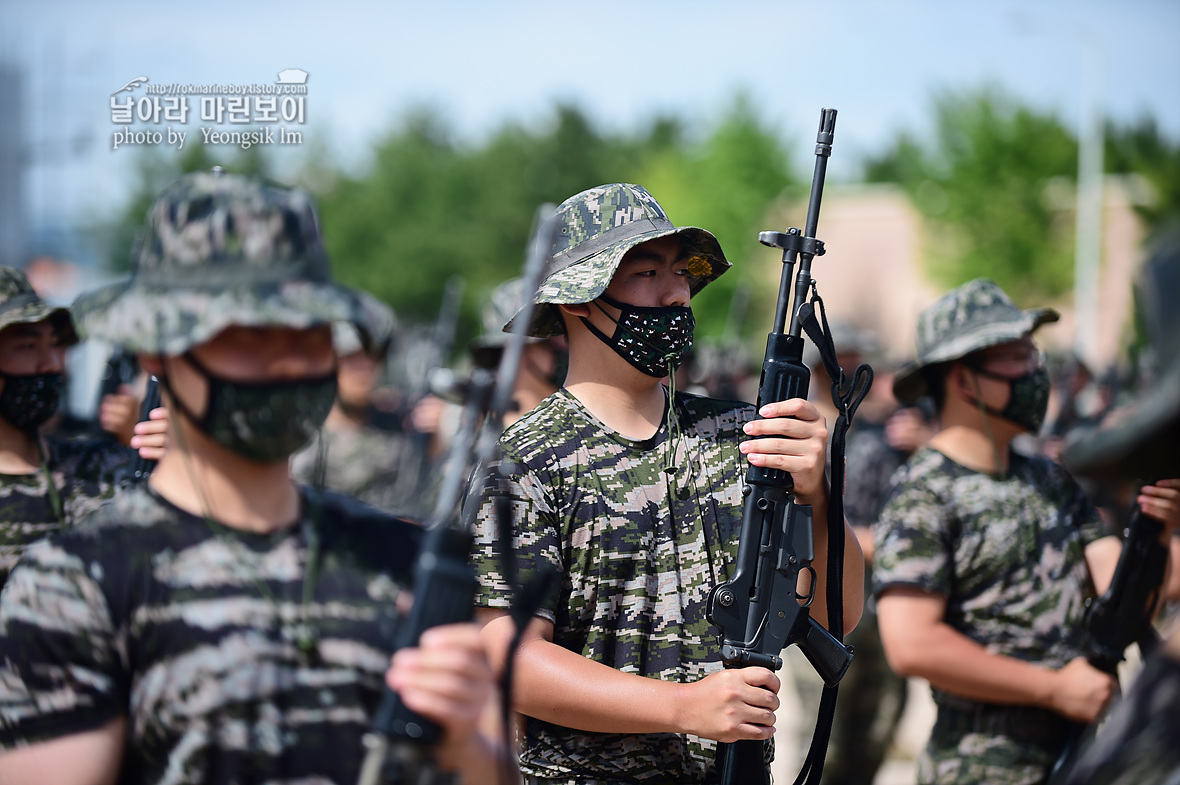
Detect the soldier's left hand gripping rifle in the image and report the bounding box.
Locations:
[706,108,873,785]
[1049,491,1170,784]
[357,207,560,785]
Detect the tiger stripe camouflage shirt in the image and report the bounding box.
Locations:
[472,387,754,785]
[0,434,135,588]
[0,485,420,785]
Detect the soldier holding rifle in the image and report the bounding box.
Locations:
[0,171,506,785]
[873,278,1180,785]
[471,182,863,785]
[0,267,165,589]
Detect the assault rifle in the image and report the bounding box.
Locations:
[357,208,559,785]
[706,108,870,785]
[388,276,465,518]
[132,376,160,482]
[1049,497,1168,783]
[98,350,139,403]
[98,350,159,481]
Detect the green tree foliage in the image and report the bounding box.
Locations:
[314,100,794,352]
[864,87,1079,302]
[1106,116,1180,240]
[636,94,797,337]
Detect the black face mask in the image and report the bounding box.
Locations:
[167,353,338,463]
[580,293,695,378]
[0,372,62,433]
[967,364,1052,433]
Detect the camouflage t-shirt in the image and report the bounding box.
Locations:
[0,485,421,785]
[472,387,753,785]
[290,424,408,514]
[873,446,1107,784]
[0,434,135,587]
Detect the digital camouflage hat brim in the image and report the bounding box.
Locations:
[504,183,731,338]
[72,170,391,356]
[893,278,1059,404]
[0,267,78,346]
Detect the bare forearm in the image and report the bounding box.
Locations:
[509,636,683,733]
[886,621,1052,708]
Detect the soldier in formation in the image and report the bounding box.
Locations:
[469,183,864,785]
[874,278,1180,785]
[289,315,409,513]
[0,171,508,785]
[0,267,148,589]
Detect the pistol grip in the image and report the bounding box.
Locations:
[796,615,854,686]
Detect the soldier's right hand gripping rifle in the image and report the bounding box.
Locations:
[357,207,560,785]
[706,108,872,785]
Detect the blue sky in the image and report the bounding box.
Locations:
[2,0,1178,231]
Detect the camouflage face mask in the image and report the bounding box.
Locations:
[170,353,338,463]
[0,372,62,433]
[967,364,1052,434]
[581,292,695,378]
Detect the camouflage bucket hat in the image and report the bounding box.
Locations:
[72,170,387,355]
[332,290,397,359]
[469,277,542,367]
[504,183,731,338]
[893,278,1059,404]
[0,267,78,346]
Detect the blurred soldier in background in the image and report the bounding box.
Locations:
[0,267,144,588]
[1054,228,1180,785]
[874,278,1179,785]
[289,306,408,512]
[468,276,567,426]
[0,170,507,785]
[786,321,922,785]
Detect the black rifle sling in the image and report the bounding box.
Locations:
[793,292,873,785]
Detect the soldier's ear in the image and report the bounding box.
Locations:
[950,364,977,399]
[558,303,591,319]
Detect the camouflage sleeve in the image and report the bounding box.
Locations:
[872,477,954,599]
[1046,458,1108,546]
[469,455,562,624]
[61,439,138,521]
[1073,482,1108,547]
[0,538,126,747]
